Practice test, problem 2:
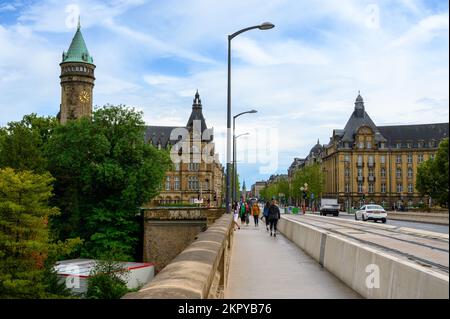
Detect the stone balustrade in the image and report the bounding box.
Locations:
[123,213,234,299]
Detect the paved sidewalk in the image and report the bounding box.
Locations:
[224,221,361,299]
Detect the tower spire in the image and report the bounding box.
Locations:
[77,15,81,30]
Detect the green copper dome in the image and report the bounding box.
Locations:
[62,23,94,64]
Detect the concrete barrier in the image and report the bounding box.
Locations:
[387,211,449,225]
[123,214,234,299]
[278,216,449,299]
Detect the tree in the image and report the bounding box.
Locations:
[44,105,172,260]
[0,114,57,173]
[291,164,325,205]
[0,168,80,298]
[416,138,449,207]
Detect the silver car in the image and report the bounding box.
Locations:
[354,204,387,223]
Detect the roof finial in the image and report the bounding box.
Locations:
[317,138,320,144]
[77,15,81,30]
[358,90,360,95]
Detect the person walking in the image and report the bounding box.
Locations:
[268,199,281,237]
[251,202,260,227]
[245,202,250,226]
[239,201,246,226]
[232,202,240,230]
[262,201,270,231]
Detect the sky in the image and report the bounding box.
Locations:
[0,0,449,188]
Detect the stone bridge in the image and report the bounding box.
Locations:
[124,208,449,299]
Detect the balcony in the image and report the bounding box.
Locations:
[368,176,375,182]
[368,162,375,168]
[356,162,364,167]
[357,176,364,182]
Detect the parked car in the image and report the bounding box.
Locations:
[354,204,387,223]
[320,198,340,216]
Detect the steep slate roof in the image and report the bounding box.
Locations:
[145,91,211,148]
[186,90,207,133]
[377,123,449,147]
[144,125,180,147]
[341,94,387,143]
[62,20,94,64]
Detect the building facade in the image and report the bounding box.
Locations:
[58,21,95,124]
[145,91,224,206]
[322,94,449,210]
[251,181,267,199]
[58,24,223,206]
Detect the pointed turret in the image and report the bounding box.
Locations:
[186,90,207,132]
[62,18,94,64]
[354,91,365,118]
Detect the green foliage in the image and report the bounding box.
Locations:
[86,259,130,299]
[0,168,80,298]
[44,105,172,260]
[291,163,325,203]
[0,114,57,173]
[416,138,449,207]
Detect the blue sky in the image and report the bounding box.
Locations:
[0,0,449,188]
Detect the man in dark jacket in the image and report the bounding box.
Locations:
[268,199,281,237]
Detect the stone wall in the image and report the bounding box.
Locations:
[142,207,224,272]
[124,213,234,299]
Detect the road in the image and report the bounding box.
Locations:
[292,211,449,234]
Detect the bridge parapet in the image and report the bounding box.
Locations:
[142,207,224,272]
[124,213,233,299]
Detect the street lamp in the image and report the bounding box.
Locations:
[226,22,275,214]
[232,110,257,202]
[234,132,250,202]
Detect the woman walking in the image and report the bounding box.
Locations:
[251,202,260,227]
[232,202,240,230]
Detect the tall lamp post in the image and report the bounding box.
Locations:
[233,132,250,202]
[226,22,275,214]
[233,110,257,202]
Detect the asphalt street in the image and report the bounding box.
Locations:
[285,210,449,234]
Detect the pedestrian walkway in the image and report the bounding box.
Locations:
[224,220,361,299]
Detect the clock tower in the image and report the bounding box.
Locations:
[59,19,95,124]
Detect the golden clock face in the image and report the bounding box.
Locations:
[79,90,90,103]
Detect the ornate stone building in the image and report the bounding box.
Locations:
[58,20,95,124]
[58,23,224,206]
[145,91,224,206]
[322,93,449,210]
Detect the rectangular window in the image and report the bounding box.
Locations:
[408,184,414,193]
[430,154,435,160]
[397,183,403,193]
[368,155,374,165]
[357,155,363,165]
[357,168,363,177]
[408,168,413,179]
[174,163,180,171]
[381,183,387,193]
[380,143,385,149]
[396,168,402,178]
[345,184,350,193]
[380,155,386,164]
[165,176,171,191]
[358,142,364,149]
[345,168,350,177]
[368,183,374,193]
[358,183,363,193]
[344,154,350,162]
[368,169,374,177]
[380,168,386,178]
[407,154,413,164]
[418,154,424,163]
[396,142,401,149]
[396,155,402,164]
[174,177,180,190]
[366,141,372,149]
